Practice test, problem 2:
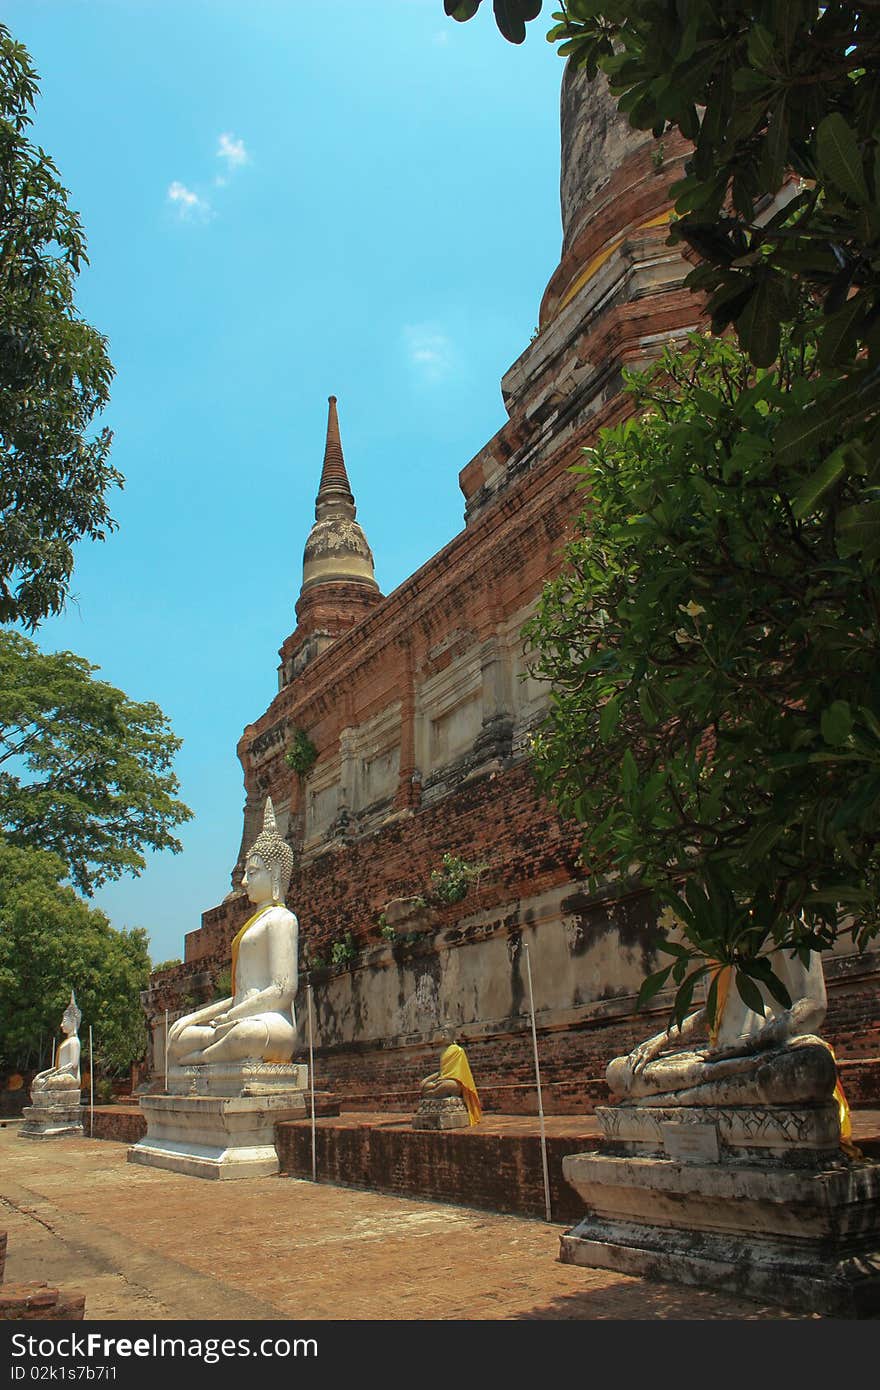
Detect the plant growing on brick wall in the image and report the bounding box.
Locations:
[151,958,181,974]
[378,915,397,942]
[329,930,358,967]
[285,728,317,779]
[429,853,486,905]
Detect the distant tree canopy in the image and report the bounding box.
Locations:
[0,24,120,628]
[526,329,880,1021]
[0,842,150,1075]
[0,631,192,896]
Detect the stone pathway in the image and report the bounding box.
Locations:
[0,1123,806,1321]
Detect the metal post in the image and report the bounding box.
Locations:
[88,1026,94,1137]
[164,1008,169,1093]
[50,1036,56,1069]
[307,984,317,1182]
[523,940,552,1222]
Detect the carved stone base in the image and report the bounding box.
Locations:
[412,1096,470,1130]
[597,1101,842,1166]
[166,1061,308,1098]
[19,1095,83,1141]
[129,1065,309,1178]
[561,1103,880,1316]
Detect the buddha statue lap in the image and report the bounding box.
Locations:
[607,948,838,1109]
[167,798,298,1069]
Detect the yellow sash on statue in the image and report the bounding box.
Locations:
[824,1042,863,1160]
[229,903,276,995]
[439,1043,482,1125]
[707,963,732,1046]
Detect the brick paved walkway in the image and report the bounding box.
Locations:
[0,1122,809,1321]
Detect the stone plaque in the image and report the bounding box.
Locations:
[660,1121,719,1163]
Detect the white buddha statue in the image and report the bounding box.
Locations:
[607,947,838,1108]
[167,798,298,1067]
[32,992,82,1093]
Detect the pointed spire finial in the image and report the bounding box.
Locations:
[317,394,353,505]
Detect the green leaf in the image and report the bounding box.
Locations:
[621,747,638,797]
[775,370,875,467]
[735,971,767,1017]
[746,24,776,71]
[636,963,673,1011]
[837,501,880,562]
[638,682,657,727]
[735,278,784,368]
[821,701,853,747]
[815,113,870,205]
[818,295,866,368]
[791,446,847,520]
[656,940,690,959]
[599,695,620,741]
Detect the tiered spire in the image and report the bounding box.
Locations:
[316,395,354,508]
[300,395,379,595]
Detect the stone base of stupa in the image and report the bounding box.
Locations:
[19,1092,84,1140]
[559,1101,880,1317]
[128,1062,308,1179]
[411,1095,470,1130]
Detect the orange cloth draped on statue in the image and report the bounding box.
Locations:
[439,1043,482,1125]
[229,903,275,995]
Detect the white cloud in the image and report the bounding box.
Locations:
[404,324,454,383]
[167,181,210,220]
[217,132,248,170]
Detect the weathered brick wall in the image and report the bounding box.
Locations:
[274,1117,594,1223]
[189,761,579,967]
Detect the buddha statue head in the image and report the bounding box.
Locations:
[61,990,81,1038]
[244,797,295,905]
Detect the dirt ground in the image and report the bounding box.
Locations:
[0,1121,807,1322]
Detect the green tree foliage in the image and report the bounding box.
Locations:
[0,24,120,627]
[444,1,542,44]
[0,631,192,895]
[525,329,880,1019]
[0,842,150,1074]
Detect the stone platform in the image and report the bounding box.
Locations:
[560,1102,880,1317]
[128,1062,312,1179]
[19,1091,83,1141]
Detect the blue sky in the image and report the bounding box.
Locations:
[8,1,565,964]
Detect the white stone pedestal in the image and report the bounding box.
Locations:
[19,1092,84,1140]
[128,1063,308,1179]
[560,1102,880,1316]
[412,1096,470,1130]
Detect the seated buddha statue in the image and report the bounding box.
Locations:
[32,992,82,1093]
[167,798,299,1068]
[607,947,838,1109]
[420,1027,482,1124]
